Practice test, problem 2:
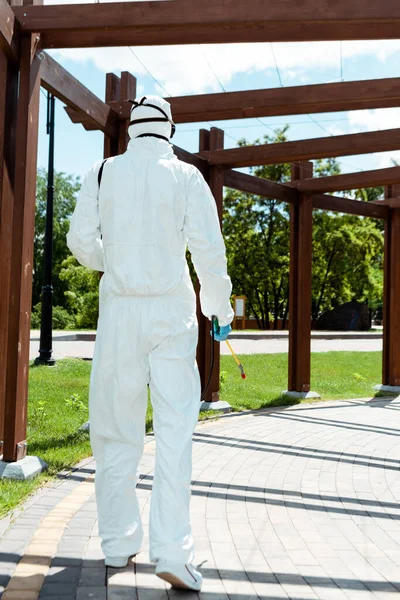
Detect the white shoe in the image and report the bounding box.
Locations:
[155,561,202,591]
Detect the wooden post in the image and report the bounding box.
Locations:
[119,71,136,154]
[3,28,42,461]
[104,71,136,158]
[382,184,400,387]
[0,49,19,456]
[197,127,224,401]
[104,73,121,159]
[288,162,314,394]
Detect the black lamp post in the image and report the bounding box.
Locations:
[35,92,56,366]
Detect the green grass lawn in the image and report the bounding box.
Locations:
[0,352,382,517]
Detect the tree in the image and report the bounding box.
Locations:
[33,169,80,309]
[59,256,100,329]
[223,129,384,328]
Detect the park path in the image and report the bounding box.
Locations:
[29,334,383,361]
[1,396,400,599]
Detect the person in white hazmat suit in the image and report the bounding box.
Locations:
[67,95,234,591]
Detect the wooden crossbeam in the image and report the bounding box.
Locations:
[40,53,118,138]
[201,129,400,168]
[372,196,400,208]
[312,194,389,219]
[224,169,298,203]
[290,166,400,193]
[0,0,19,60]
[169,78,400,124]
[13,0,400,48]
[109,76,400,124]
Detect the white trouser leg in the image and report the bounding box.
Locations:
[89,290,149,559]
[91,409,146,559]
[148,324,200,564]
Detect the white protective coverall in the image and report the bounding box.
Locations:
[67,95,234,564]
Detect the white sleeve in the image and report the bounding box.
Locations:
[67,161,104,272]
[184,167,234,326]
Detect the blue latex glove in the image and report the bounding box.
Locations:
[212,320,232,342]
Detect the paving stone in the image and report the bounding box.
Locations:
[79,567,106,587]
[39,582,78,596]
[76,586,106,599]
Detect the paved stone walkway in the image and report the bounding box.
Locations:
[1,396,400,599]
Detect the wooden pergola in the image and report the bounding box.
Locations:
[1,0,400,463]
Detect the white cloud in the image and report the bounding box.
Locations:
[348,107,400,131]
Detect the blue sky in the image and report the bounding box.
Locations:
[38,0,400,182]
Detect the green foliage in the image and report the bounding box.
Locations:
[219,351,381,408]
[59,255,100,329]
[31,302,76,330]
[224,127,384,327]
[312,211,384,318]
[65,393,86,412]
[33,169,80,309]
[224,128,292,329]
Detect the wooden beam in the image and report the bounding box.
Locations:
[371,196,400,208]
[13,1,400,49]
[382,184,400,387]
[168,78,400,123]
[110,76,400,124]
[3,33,41,462]
[290,166,400,193]
[201,128,400,169]
[224,169,298,203]
[0,0,19,60]
[40,53,119,138]
[288,162,313,394]
[312,194,389,219]
[173,146,208,178]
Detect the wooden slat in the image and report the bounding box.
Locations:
[201,128,400,168]
[382,184,400,386]
[13,0,400,48]
[224,169,298,203]
[290,166,400,193]
[288,162,313,393]
[3,34,41,462]
[312,194,389,219]
[0,0,19,60]
[40,53,119,138]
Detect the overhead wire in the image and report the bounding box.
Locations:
[269,44,367,174]
[127,46,240,144]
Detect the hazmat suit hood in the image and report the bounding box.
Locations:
[127,95,174,142]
